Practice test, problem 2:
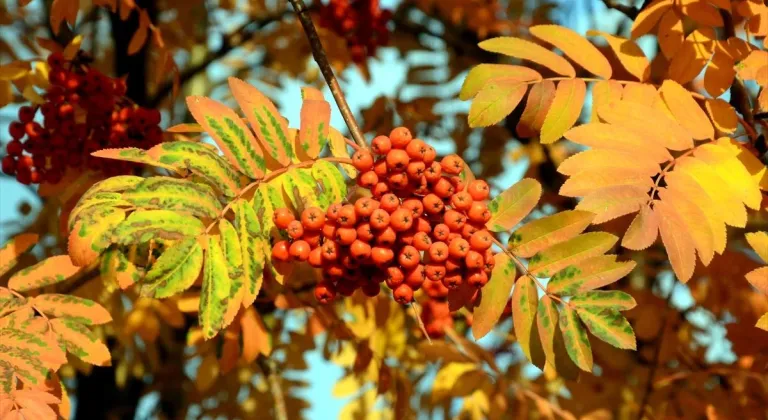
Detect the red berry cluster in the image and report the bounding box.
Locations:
[318,0,391,63]
[270,127,497,328]
[1,52,163,184]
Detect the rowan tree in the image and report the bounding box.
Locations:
[1,0,767,419]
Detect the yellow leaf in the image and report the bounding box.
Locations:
[431,363,484,402]
[590,80,622,122]
[631,0,674,38]
[756,313,768,332]
[704,47,735,98]
[564,122,672,163]
[332,374,364,398]
[745,231,768,262]
[668,27,715,85]
[597,99,693,151]
[664,170,727,254]
[517,80,555,138]
[655,200,697,282]
[530,25,612,79]
[574,185,650,224]
[658,188,715,265]
[658,10,684,59]
[540,79,586,144]
[675,156,747,227]
[660,80,714,140]
[460,64,542,100]
[559,149,660,177]
[510,210,595,258]
[240,306,270,362]
[587,31,649,81]
[529,232,618,278]
[468,79,527,128]
[559,167,653,197]
[694,142,762,209]
[477,37,575,77]
[0,62,29,81]
[512,276,540,362]
[0,80,12,107]
[714,138,768,190]
[705,99,738,134]
[622,204,659,251]
[621,82,659,106]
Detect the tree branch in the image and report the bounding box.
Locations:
[256,355,288,420]
[600,0,639,19]
[287,0,368,150]
[720,9,756,144]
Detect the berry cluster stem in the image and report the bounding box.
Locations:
[288,0,369,151]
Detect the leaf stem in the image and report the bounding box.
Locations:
[287,0,369,151]
[490,236,563,304]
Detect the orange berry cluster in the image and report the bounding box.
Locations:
[270,127,497,315]
[318,0,391,63]
[1,51,162,184]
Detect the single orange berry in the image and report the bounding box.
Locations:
[326,203,342,221]
[390,208,413,232]
[444,210,467,231]
[441,154,464,175]
[376,227,397,247]
[352,150,374,172]
[442,272,462,289]
[286,220,304,239]
[402,198,424,219]
[465,250,484,269]
[461,223,480,239]
[450,176,465,192]
[373,158,388,177]
[314,282,337,304]
[273,208,295,230]
[405,139,428,161]
[422,193,444,215]
[371,182,390,198]
[387,172,409,189]
[358,171,378,189]
[335,227,357,245]
[386,149,410,171]
[432,224,450,241]
[356,223,375,242]
[467,269,488,288]
[415,217,432,233]
[371,246,395,266]
[467,180,490,201]
[303,231,322,247]
[354,197,378,218]
[324,262,345,278]
[372,135,392,155]
[369,209,391,230]
[390,127,412,149]
[393,283,414,304]
[308,247,324,267]
[425,264,446,281]
[337,204,357,227]
[432,177,454,198]
[422,145,437,164]
[406,161,426,180]
[272,240,290,261]
[448,237,470,259]
[405,265,426,290]
[424,162,442,182]
[413,231,432,251]
[301,207,326,230]
[470,230,493,251]
[289,240,310,261]
[322,221,337,239]
[428,241,448,262]
[350,240,372,261]
[467,201,491,223]
[385,266,405,289]
[445,258,462,272]
[380,193,400,213]
[398,245,420,269]
[450,191,473,212]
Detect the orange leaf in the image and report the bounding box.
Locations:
[240,306,270,362]
[705,99,738,134]
[8,256,80,293]
[32,294,112,325]
[657,10,684,59]
[587,31,650,81]
[50,0,78,35]
[665,170,727,254]
[298,96,331,159]
[597,99,693,151]
[530,25,612,79]
[574,185,650,224]
[51,318,111,366]
[746,267,768,294]
[631,0,674,39]
[517,80,555,138]
[590,80,622,122]
[660,80,714,140]
[468,79,527,127]
[668,27,715,85]
[564,123,672,163]
[654,200,696,282]
[622,204,659,251]
[559,167,653,197]
[127,10,150,55]
[0,233,38,278]
[540,79,586,144]
[658,188,715,265]
[681,0,724,26]
[558,149,660,178]
[166,123,203,133]
[621,82,659,106]
[704,47,735,98]
[477,38,575,78]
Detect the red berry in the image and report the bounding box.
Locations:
[6,140,23,156]
[1,156,16,175]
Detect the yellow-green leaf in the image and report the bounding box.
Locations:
[298,97,331,159]
[51,318,111,366]
[570,290,637,311]
[530,25,612,79]
[512,276,538,361]
[219,219,244,328]
[0,234,39,278]
[536,296,580,380]
[468,79,527,128]
[660,80,714,140]
[122,176,222,219]
[91,147,176,172]
[472,253,515,340]
[597,100,693,151]
[509,210,595,258]
[575,307,636,350]
[32,294,112,325]
[328,128,356,178]
[540,79,586,144]
[147,141,243,197]
[477,38,575,78]
[485,178,541,232]
[282,167,321,210]
[142,237,204,299]
[547,255,636,296]
[229,77,293,166]
[587,31,649,81]
[68,207,126,267]
[528,232,618,278]
[8,256,80,293]
[200,235,231,339]
[559,305,593,372]
[80,175,143,200]
[114,210,204,245]
[574,185,650,224]
[431,362,483,403]
[252,183,288,243]
[460,64,542,101]
[311,160,348,210]
[232,200,265,308]
[187,96,266,179]
[100,249,141,290]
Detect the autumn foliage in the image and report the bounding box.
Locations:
[1,0,768,419]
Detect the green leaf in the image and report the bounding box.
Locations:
[570,290,637,311]
[100,249,141,290]
[32,294,112,325]
[559,305,593,372]
[575,307,636,350]
[460,64,542,100]
[200,235,231,339]
[472,253,516,340]
[0,361,13,393]
[122,176,222,219]
[68,207,126,267]
[8,255,81,292]
[252,183,288,243]
[486,178,541,232]
[187,96,267,179]
[282,167,321,210]
[91,147,177,171]
[528,232,618,278]
[468,79,528,128]
[229,77,294,166]
[114,210,204,245]
[312,160,348,210]
[147,141,243,197]
[0,344,50,385]
[511,276,538,362]
[299,96,331,159]
[546,255,636,296]
[142,237,204,298]
[68,192,131,231]
[232,200,266,308]
[51,317,111,366]
[509,210,595,258]
[328,128,356,178]
[81,175,143,200]
[219,219,244,328]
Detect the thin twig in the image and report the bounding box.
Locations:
[287,0,368,150]
[256,355,288,420]
[600,0,639,19]
[410,301,432,344]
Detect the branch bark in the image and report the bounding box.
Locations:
[256,355,288,420]
[600,0,639,19]
[287,0,368,150]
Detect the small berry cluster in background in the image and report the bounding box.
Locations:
[318,0,391,63]
[1,51,163,185]
[271,127,496,337]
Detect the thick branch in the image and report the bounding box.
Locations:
[256,355,288,420]
[721,10,756,138]
[287,0,368,150]
[600,0,639,19]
